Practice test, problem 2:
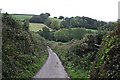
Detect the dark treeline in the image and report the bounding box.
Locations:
[29,13,108,30]
[60,16,106,29]
[29,13,50,23]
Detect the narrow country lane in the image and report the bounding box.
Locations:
[33,46,69,78]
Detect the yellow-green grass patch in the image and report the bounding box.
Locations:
[29,23,52,32]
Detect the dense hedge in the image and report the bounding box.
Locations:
[90,23,120,79]
[2,13,48,78]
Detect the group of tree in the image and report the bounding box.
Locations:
[38,27,54,40]
[38,27,95,42]
[29,13,116,31]
[44,18,62,30]
[60,16,107,29]
[29,13,50,23]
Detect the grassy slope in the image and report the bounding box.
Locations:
[29,23,52,32]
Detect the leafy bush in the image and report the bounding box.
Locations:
[2,13,48,78]
[54,28,94,42]
[90,23,120,79]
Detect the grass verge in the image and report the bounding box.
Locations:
[48,41,90,79]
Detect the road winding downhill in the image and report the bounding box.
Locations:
[33,46,69,78]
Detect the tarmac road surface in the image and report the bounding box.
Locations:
[33,46,69,78]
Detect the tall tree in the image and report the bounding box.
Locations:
[23,19,29,31]
[59,16,64,20]
[40,27,50,39]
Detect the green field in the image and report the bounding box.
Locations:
[86,29,97,32]
[11,14,53,32]
[12,14,33,20]
[70,28,97,32]
[29,23,52,32]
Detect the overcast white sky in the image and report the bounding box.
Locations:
[0,0,119,22]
